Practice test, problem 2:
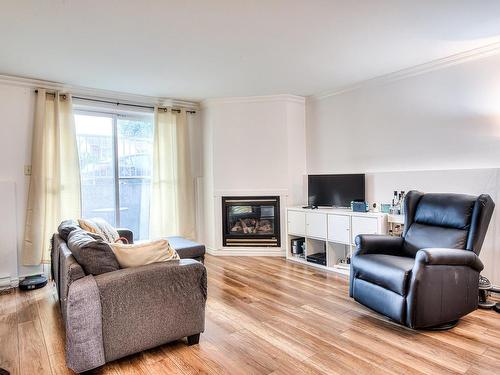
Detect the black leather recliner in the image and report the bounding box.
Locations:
[350,190,495,329]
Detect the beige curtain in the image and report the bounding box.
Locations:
[149,108,195,239]
[22,89,81,265]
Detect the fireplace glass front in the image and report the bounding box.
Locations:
[222,196,280,247]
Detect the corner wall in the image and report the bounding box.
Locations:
[305,52,500,284]
[0,83,43,282]
[201,95,306,254]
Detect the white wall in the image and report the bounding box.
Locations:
[201,96,306,253]
[0,83,42,281]
[306,53,500,174]
[305,52,500,284]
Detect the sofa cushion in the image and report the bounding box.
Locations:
[67,228,120,275]
[352,254,415,296]
[167,236,205,259]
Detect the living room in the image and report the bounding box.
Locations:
[0,1,499,374]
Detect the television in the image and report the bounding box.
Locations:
[308,174,365,208]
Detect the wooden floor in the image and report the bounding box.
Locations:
[1,255,500,375]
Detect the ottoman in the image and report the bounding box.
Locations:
[167,236,206,263]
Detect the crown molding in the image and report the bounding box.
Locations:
[201,94,305,108]
[309,41,500,102]
[0,73,199,109]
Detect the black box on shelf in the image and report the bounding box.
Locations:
[290,237,305,255]
[306,252,326,266]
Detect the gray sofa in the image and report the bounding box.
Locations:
[51,225,207,373]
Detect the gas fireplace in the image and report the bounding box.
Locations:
[222,196,280,247]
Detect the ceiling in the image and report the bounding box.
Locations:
[1,1,500,101]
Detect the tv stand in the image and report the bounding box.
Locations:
[286,206,388,275]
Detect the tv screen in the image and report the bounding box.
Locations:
[308,174,365,208]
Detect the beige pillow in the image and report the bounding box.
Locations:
[109,239,180,268]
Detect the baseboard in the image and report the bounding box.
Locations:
[206,246,286,257]
[0,276,19,290]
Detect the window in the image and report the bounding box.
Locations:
[75,110,154,240]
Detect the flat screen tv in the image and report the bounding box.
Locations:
[308,174,365,208]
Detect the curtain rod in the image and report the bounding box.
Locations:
[34,89,196,114]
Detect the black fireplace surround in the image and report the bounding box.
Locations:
[222,196,280,247]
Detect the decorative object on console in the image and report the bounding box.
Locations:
[389,190,406,214]
[380,203,391,213]
[350,190,495,329]
[351,201,369,212]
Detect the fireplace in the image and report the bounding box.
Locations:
[222,196,280,247]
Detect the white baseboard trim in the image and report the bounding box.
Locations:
[0,276,19,290]
[206,246,285,257]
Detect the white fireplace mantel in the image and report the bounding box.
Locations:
[200,95,306,256]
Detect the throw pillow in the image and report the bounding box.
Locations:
[109,239,180,268]
[67,228,120,275]
[78,218,120,243]
[58,219,80,241]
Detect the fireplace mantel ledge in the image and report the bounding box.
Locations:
[214,189,288,197]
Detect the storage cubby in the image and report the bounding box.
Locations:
[327,242,350,269]
[305,238,327,266]
[285,207,388,276]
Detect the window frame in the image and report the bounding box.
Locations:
[74,108,154,229]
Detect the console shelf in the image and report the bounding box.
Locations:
[285,207,388,276]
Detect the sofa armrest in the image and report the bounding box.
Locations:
[65,275,106,373]
[354,234,404,256]
[414,248,484,272]
[93,259,207,362]
[116,228,134,244]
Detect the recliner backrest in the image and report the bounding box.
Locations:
[402,191,494,258]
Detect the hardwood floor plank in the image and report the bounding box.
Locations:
[18,320,52,375]
[0,290,19,375]
[37,286,66,356]
[1,255,499,375]
[48,352,75,375]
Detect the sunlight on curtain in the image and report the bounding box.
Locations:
[22,89,81,265]
[149,108,195,239]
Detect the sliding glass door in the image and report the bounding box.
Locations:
[75,110,153,240]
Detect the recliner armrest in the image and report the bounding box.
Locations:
[354,234,404,256]
[116,228,134,244]
[414,248,484,272]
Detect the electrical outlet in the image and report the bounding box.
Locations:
[24,165,32,176]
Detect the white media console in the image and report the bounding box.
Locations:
[286,207,388,275]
